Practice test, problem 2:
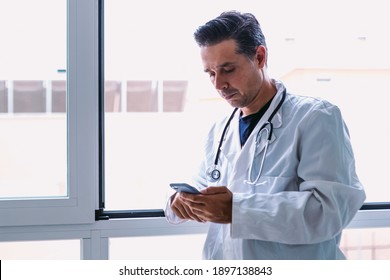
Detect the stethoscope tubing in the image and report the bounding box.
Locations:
[208,89,286,182]
[213,107,238,166]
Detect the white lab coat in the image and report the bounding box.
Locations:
[165,80,366,259]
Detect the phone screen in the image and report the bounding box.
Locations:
[170,183,200,194]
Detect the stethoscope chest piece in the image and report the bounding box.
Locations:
[207,166,221,182]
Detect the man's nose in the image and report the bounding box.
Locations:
[214,74,228,90]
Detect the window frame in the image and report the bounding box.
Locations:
[0,0,97,227]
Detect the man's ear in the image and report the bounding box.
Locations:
[255,45,267,68]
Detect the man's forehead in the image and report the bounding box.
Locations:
[200,39,238,55]
[200,40,240,69]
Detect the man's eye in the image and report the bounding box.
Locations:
[224,68,235,73]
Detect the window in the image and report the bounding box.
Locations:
[0,1,66,198]
[0,0,95,227]
[103,0,240,212]
[100,0,390,259]
[340,227,390,260]
[102,0,389,211]
[0,240,80,260]
[109,234,205,259]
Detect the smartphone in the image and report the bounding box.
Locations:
[170,183,201,194]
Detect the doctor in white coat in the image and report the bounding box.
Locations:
[165,11,366,259]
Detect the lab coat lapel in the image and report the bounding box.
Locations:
[219,112,241,164]
[220,90,284,181]
[219,115,248,183]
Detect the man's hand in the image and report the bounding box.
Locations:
[178,186,233,224]
[171,192,206,222]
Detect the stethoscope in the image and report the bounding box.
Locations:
[206,89,286,184]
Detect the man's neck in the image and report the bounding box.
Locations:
[241,79,277,116]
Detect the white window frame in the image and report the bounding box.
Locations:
[0,0,97,227]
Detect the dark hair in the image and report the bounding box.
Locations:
[194,11,267,59]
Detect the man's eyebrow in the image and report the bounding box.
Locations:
[218,62,235,68]
[204,62,235,73]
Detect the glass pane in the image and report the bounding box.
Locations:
[341,228,390,259]
[109,234,206,260]
[0,0,67,198]
[104,0,390,210]
[0,239,80,260]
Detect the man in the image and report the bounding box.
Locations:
[165,11,365,259]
